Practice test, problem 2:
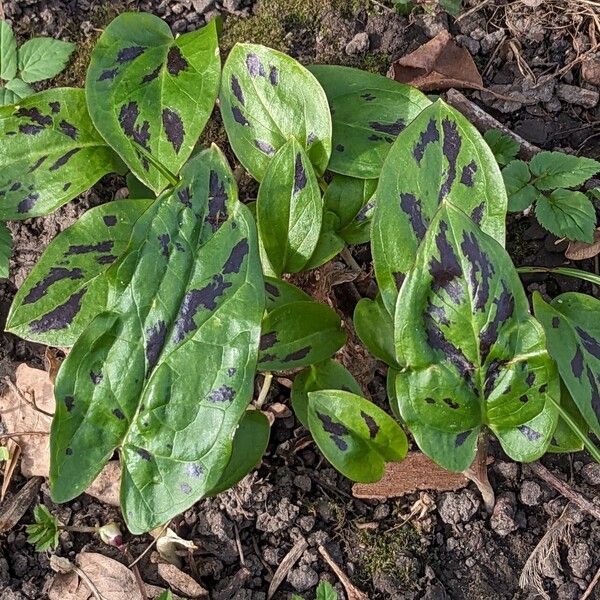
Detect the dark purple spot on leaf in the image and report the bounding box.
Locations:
[269,65,278,85]
[223,239,249,274]
[317,412,349,436]
[119,101,150,149]
[64,396,74,412]
[49,148,80,171]
[571,346,584,378]
[361,411,379,438]
[16,107,52,127]
[174,274,232,342]
[552,317,560,328]
[426,318,474,381]
[293,153,306,194]
[207,171,228,231]
[479,283,514,363]
[471,203,484,225]
[455,431,471,447]
[65,240,114,255]
[23,267,83,304]
[361,92,376,101]
[167,46,188,75]
[30,288,86,333]
[28,155,47,172]
[63,182,72,192]
[332,436,347,451]
[186,463,204,478]
[369,118,405,136]
[59,120,78,140]
[162,108,185,154]
[90,371,103,384]
[227,367,237,376]
[246,53,265,77]
[207,385,236,402]
[307,132,316,145]
[180,483,192,494]
[232,106,250,126]
[518,425,541,441]
[96,255,117,265]
[438,119,461,201]
[231,75,244,105]
[158,233,170,257]
[49,102,60,113]
[460,161,477,187]
[425,397,436,405]
[254,140,276,155]
[17,193,40,213]
[443,397,460,409]
[576,326,600,359]
[284,346,311,362]
[400,192,427,240]
[461,231,494,311]
[335,144,344,152]
[98,68,118,81]
[526,372,535,387]
[145,320,167,374]
[265,282,280,297]
[260,331,278,350]
[117,46,145,63]
[413,119,439,163]
[137,448,152,461]
[586,366,600,423]
[19,123,44,135]
[178,186,192,208]
[113,408,125,420]
[142,64,162,83]
[103,215,117,226]
[368,134,382,141]
[429,221,462,300]
[10,182,21,191]
[66,447,73,455]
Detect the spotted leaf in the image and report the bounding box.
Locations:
[205,409,270,496]
[548,382,586,453]
[6,199,152,346]
[264,276,311,309]
[49,147,264,534]
[291,359,362,427]
[258,301,346,372]
[307,390,408,482]
[533,291,600,440]
[394,204,556,446]
[353,295,397,368]
[0,88,125,219]
[86,13,220,193]
[309,65,431,179]
[220,43,331,181]
[257,139,322,275]
[372,99,507,314]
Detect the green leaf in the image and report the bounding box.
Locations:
[49,146,264,534]
[533,291,600,441]
[26,505,60,552]
[307,390,407,482]
[323,174,377,244]
[0,20,17,80]
[7,199,152,346]
[291,359,362,427]
[548,382,586,453]
[439,0,462,16]
[316,581,339,600]
[309,65,431,179]
[86,14,220,193]
[0,221,10,279]
[156,593,174,600]
[5,77,33,99]
[302,218,345,271]
[18,37,75,83]
[264,276,311,309]
[257,139,322,275]
[206,409,270,496]
[220,43,331,181]
[530,151,600,191]
[391,372,478,471]
[126,172,155,199]
[535,188,596,243]
[258,301,346,372]
[0,446,9,461]
[372,99,507,314]
[394,204,556,449]
[0,88,125,219]
[0,86,18,105]
[353,295,397,367]
[483,129,519,166]
[502,159,539,212]
[492,375,560,463]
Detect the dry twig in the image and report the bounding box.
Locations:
[318,545,368,600]
[267,537,307,599]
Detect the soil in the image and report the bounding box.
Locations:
[2,1,600,599]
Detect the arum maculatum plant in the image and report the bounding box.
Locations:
[4,12,600,533]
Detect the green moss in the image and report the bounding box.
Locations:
[355,52,391,75]
[352,525,421,587]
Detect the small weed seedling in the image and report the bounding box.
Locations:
[3,11,600,535]
[0,20,74,104]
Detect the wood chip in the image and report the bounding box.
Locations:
[0,476,42,532]
[267,537,307,599]
[352,453,467,499]
[565,228,600,260]
[388,30,483,91]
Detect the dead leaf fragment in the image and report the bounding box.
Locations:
[156,560,208,598]
[388,30,483,92]
[566,228,600,260]
[0,364,120,506]
[153,527,197,568]
[0,476,42,532]
[352,453,468,499]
